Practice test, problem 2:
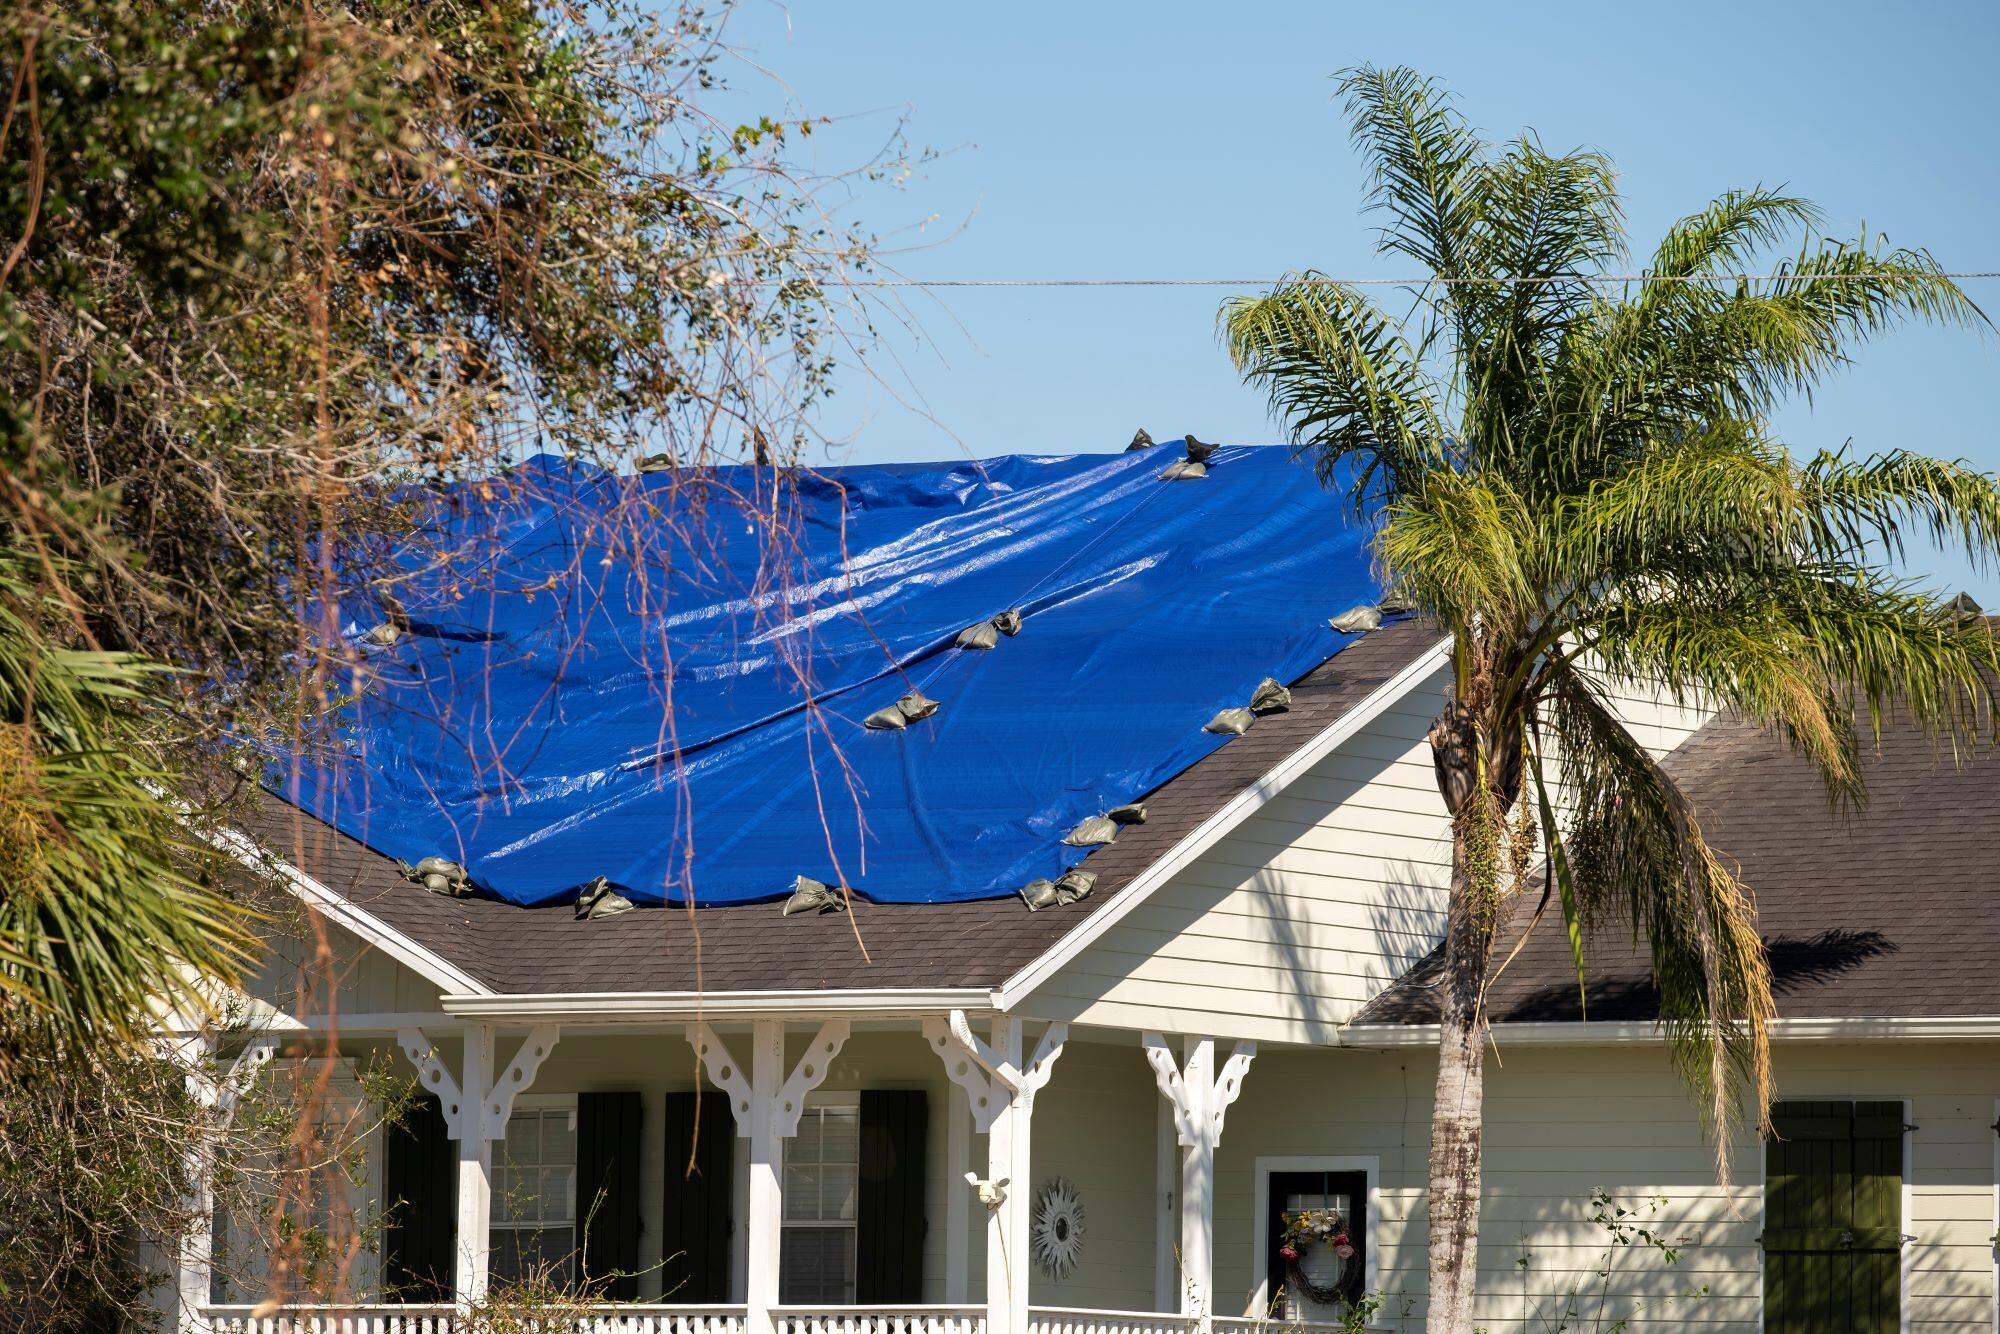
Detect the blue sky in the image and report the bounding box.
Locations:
[722,1,2000,599]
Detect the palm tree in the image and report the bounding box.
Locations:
[0,547,255,1052]
[1223,66,2000,1332]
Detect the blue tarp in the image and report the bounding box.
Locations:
[274,442,1385,907]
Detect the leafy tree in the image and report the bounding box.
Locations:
[0,0,886,1044]
[0,2,891,1310]
[1223,66,2000,1331]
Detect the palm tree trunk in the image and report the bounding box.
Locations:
[1426,825,1489,1332]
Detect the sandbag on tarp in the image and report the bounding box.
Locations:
[269,443,1387,907]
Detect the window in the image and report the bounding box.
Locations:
[491,1101,577,1289]
[780,1101,859,1303]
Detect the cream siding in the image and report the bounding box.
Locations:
[238,907,445,1017]
[1205,1040,2000,1332]
[1020,666,1712,1044]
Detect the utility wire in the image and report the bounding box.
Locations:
[822,271,2000,289]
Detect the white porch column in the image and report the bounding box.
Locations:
[925,1011,1066,1334]
[454,1024,493,1306]
[397,1024,559,1311]
[1144,1033,1255,1324]
[686,1018,851,1334]
[173,1034,278,1333]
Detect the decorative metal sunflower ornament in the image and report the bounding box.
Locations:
[1031,1176,1085,1279]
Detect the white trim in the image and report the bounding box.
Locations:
[1248,1155,1381,1321]
[993,637,1451,1011]
[1991,1097,1998,1334]
[445,988,991,1021]
[1337,1014,2000,1048]
[206,822,491,996]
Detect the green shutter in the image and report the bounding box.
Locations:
[662,1090,734,1302]
[857,1089,929,1302]
[1764,1099,1903,1334]
[578,1091,644,1299]
[383,1092,456,1301]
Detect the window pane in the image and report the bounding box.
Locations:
[784,1163,822,1223]
[492,1226,576,1290]
[821,1164,858,1222]
[820,1107,859,1164]
[779,1225,857,1304]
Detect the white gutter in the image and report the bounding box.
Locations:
[991,636,1452,1012]
[1338,1014,2000,1048]
[441,987,993,1023]
[205,823,494,997]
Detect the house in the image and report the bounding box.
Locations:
[168,444,2000,1334]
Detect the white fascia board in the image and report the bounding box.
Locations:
[206,823,493,997]
[1337,1014,2000,1048]
[440,987,992,1023]
[991,635,1453,1013]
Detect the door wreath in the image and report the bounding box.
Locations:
[1278,1207,1357,1307]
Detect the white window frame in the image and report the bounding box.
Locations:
[1248,1155,1380,1320]
[779,1090,862,1306]
[489,1092,579,1289]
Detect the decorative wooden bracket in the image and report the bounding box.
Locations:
[774,1020,850,1137]
[686,1019,851,1139]
[398,1026,560,1141]
[1143,1032,1255,1145]
[398,1028,466,1132]
[479,1025,560,1137]
[185,1036,280,1122]
[687,1022,755,1124]
[924,1010,1067,1131]
[926,1017,1007,1131]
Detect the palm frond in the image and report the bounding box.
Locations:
[1543,661,1775,1182]
[1643,189,1821,288]
[1220,276,1446,508]
[1377,474,1538,628]
[1335,65,1485,287]
[0,553,258,1046]
[1803,448,2000,569]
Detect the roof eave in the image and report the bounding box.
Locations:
[1337,1014,2000,1048]
[439,986,994,1023]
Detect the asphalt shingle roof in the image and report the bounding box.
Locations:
[1355,705,2000,1026]
[243,619,1447,995]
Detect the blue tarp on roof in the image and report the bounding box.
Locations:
[275,442,1385,907]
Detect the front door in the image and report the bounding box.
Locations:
[1764,1100,1903,1334]
[1265,1169,1366,1320]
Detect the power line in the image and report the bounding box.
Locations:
[826,271,2000,290]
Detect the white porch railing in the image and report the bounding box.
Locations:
[197,1306,1392,1334]
[200,1304,749,1334]
[1025,1307,1196,1334]
[204,1307,459,1333]
[774,1305,985,1334]
[1213,1318,1390,1334]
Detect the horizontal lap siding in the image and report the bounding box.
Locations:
[1029,668,1710,1043]
[1201,1043,1998,1332]
[1028,1039,1161,1312]
[243,914,444,1014]
[1026,666,1456,1043]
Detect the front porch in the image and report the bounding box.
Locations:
[199,1304,1323,1334]
[176,1011,1383,1334]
